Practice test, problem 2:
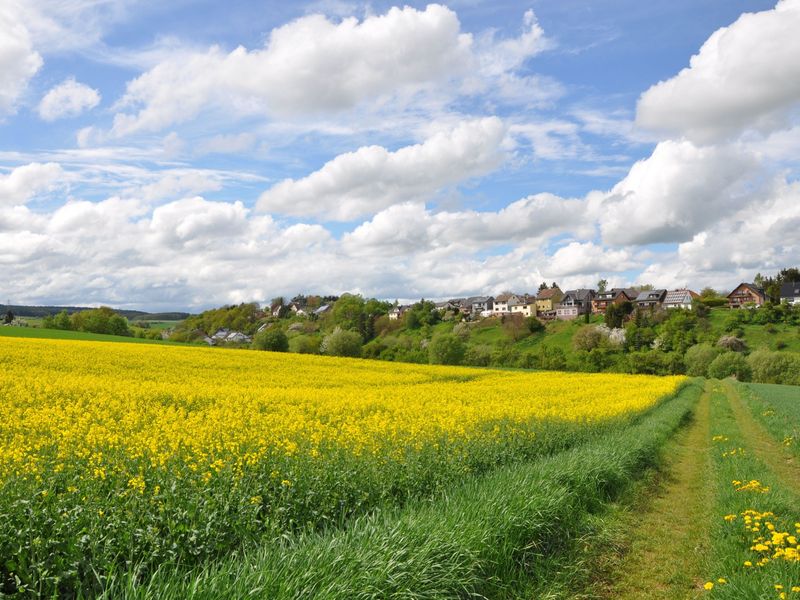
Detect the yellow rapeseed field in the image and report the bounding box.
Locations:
[0,336,683,486]
[0,336,685,592]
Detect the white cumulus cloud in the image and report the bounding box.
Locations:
[636,0,800,143]
[597,140,757,246]
[0,5,43,116]
[38,78,101,121]
[0,162,64,206]
[111,4,472,135]
[257,117,507,221]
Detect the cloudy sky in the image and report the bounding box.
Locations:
[1,0,799,311]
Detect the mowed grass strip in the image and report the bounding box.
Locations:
[596,381,714,600]
[725,381,800,491]
[99,383,702,599]
[700,381,800,598]
[738,382,800,464]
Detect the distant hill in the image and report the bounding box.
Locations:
[0,305,191,321]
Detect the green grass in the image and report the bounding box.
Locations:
[697,381,800,598]
[0,326,182,345]
[739,383,800,460]
[98,382,702,599]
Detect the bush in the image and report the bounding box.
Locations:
[707,352,752,381]
[684,343,723,377]
[746,349,800,385]
[526,316,545,334]
[428,333,466,365]
[321,327,363,357]
[717,335,747,352]
[464,344,492,367]
[573,326,605,352]
[626,350,683,376]
[252,328,289,352]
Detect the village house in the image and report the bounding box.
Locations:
[493,293,523,315]
[780,282,800,305]
[535,287,563,317]
[727,283,767,308]
[509,294,537,318]
[663,289,700,310]
[464,296,494,318]
[555,289,595,320]
[388,305,410,320]
[591,288,635,314]
[635,289,667,310]
[313,304,331,317]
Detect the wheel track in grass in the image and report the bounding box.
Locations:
[596,381,713,600]
[723,380,800,492]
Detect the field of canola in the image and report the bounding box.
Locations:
[0,336,685,596]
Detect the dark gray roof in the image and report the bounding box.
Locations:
[635,289,667,302]
[780,282,800,297]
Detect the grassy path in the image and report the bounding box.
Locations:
[598,382,713,600]
[724,381,800,491]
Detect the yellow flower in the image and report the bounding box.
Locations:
[704,582,714,590]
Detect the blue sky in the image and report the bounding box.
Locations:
[1,0,798,310]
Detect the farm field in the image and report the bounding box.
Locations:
[0,335,687,597]
[0,325,181,345]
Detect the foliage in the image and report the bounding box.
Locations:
[746,349,800,385]
[604,301,633,328]
[717,335,748,353]
[64,306,131,336]
[3,310,13,324]
[404,299,440,330]
[573,326,606,352]
[252,328,289,352]
[684,343,724,377]
[707,352,752,381]
[320,327,363,357]
[288,334,321,354]
[428,333,466,365]
[178,303,261,338]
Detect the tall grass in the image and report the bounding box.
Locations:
[101,382,702,599]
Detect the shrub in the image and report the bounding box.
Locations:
[428,333,466,365]
[573,326,605,352]
[717,335,747,352]
[707,352,752,381]
[464,344,492,367]
[452,322,471,340]
[684,343,723,377]
[287,334,320,354]
[321,327,363,357]
[746,349,800,385]
[526,316,545,334]
[252,329,289,352]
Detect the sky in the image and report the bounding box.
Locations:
[1,0,799,311]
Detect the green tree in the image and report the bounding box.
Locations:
[597,279,608,293]
[428,333,466,365]
[332,294,366,336]
[320,327,362,357]
[707,352,752,381]
[252,328,289,352]
[4,310,14,324]
[684,343,723,377]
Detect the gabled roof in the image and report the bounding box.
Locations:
[537,287,562,300]
[635,289,667,302]
[561,289,594,302]
[779,282,800,297]
[663,289,697,304]
[595,288,632,301]
[727,283,766,298]
[495,293,514,302]
[466,296,493,305]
